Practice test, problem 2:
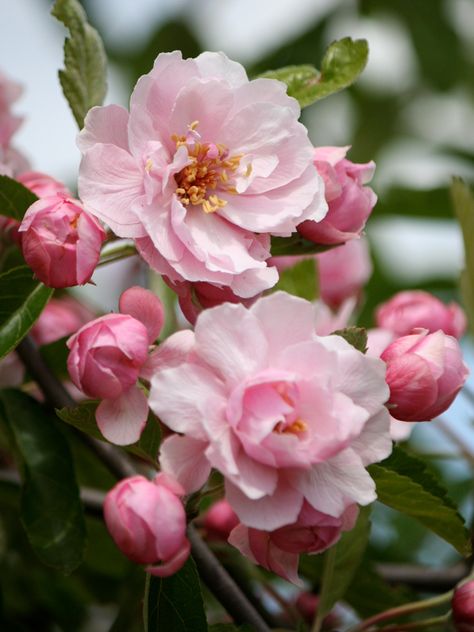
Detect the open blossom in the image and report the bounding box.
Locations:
[104,474,190,577]
[19,195,106,288]
[382,329,468,421]
[298,146,376,245]
[150,292,392,533]
[376,290,466,339]
[78,51,327,299]
[0,71,23,149]
[229,502,358,584]
[67,286,164,444]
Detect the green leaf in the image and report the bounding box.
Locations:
[0,266,53,359]
[143,557,207,632]
[0,390,86,573]
[271,234,335,257]
[368,446,471,556]
[51,0,107,129]
[314,506,371,628]
[451,178,474,335]
[261,38,368,108]
[332,327,368,353]
[0,175,38,221]
[274,258,319,301]
[57,401,161,466]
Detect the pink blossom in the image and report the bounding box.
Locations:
[31,296,95,346]
[150,291,392,532]
[67,287,164,444]
[18,171,71,199]
[167,277,258,325]
[376,290,466,339]
[229,502,358,584]
[0,71,23,149]
[452,580,474,632]
[19,195,106,288]
[298,146,376,245]
[104,474,190,577]
[318,238,372,308]
[203,499,239,542]
[78,51,327,299]
[381,329,468,421]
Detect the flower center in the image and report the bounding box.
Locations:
[172,121,249,213]
[273,383,307,435]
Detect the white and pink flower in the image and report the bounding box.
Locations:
[150,292,392,533]
[78,51,327,299]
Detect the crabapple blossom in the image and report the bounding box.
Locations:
[298,146,376,245]
[452,580,474,632]
[318,238,372,308]
[203,499,239,542]
[67,287,164,444]
[0,70,29,176]
[31,296,95,346]
[150,291,392,533]
[228,502,358,584]
[376,290,466,339]
[104,474,190,577]
[18,170,71,199]
[78,51,328,299]
[19,195,106,288]
[381,329,468,422]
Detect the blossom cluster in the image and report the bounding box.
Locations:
[0,52,469,585]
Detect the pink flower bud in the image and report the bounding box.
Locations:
[203,499,239,542]
[452,580,474,632]
[167,278,258,325]
[17,170,71,199]
[298,146,377,246]
[318,238,372,308]
[19,195,106,288]
[67,314,149,400]
[381,329,468,421]
[104,475,190,577]
[376,290,466,339]
[294,593,340,629]
[31,296,95,346]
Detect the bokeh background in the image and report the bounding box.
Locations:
[1,1,474,630]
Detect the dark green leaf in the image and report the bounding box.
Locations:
[315,506,371,625]
[332,327,368,353]
[57,401,160,466]
[0,390,86,573]
[143,557,207,632]
[0,266,53,359]
[0,175,38,221]
[368,446,471,556]
[51,0,107,129]
[261,38,368,108]
[274,258,318,301]
[451,178,474,335]
[271,235,335,257]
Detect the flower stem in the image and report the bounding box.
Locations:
[97,241,137,267]
[311,545,338,632]
[379,613,450,632]
[349,590,454,632]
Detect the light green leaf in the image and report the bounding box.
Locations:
[261,38,368,108]
[451,178,474,335]
[51,0,107,129]
[274,258,319,301]
[57,401,161,466]
[0,175,38,221]
[143,557,207,632]
[0,390,86,573]
[0,265,53,359]
[332,327,368,353]
[313,506,371,630]
[368,446,471,556]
